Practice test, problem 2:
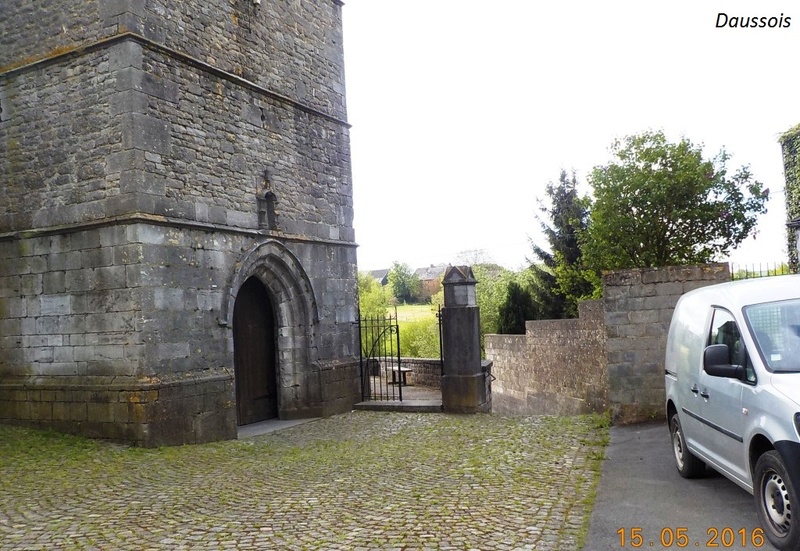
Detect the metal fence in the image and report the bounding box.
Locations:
[730,262,794,280]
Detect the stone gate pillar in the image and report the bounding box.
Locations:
[441,266,491,413]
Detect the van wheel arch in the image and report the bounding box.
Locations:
[666,400,677,421]
[749,435,775,480]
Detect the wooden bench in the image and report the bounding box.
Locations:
[390,367,413,386]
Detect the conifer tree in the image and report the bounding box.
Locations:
[498,281,537,334]
[528,170,594,318]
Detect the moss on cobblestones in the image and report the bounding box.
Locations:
[0,412,608,550]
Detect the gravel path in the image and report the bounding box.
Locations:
[0,411,608,550]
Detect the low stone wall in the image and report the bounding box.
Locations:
[402,358,442,389]
[486,300,607,416]
[365,358,442,389]
[487,263,731,424]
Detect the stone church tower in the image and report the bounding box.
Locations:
[0,1,360,445]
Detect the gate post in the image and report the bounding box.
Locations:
[441,266,491,413]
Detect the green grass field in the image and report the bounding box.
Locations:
[394,303,437,322]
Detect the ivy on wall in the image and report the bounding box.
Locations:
[780,124,800,272]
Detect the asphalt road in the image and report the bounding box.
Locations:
[584,421,777,551]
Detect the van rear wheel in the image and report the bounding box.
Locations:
[755,451,800,551]
[670,413,705,478]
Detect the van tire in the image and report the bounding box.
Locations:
[755,451,800,551]
[670,413,705,478]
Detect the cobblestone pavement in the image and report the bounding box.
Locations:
[0,411,608,550]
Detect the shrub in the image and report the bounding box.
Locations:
[399,317,441,358]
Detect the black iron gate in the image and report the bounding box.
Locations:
[356,308,444,402]
[358,312,403,401]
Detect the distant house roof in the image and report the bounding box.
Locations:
[414,264,449,282]
[369,269,389,285]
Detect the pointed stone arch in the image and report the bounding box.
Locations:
[222,239,320,417]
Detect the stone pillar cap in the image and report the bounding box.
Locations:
[443,266,477,307]
[443,266,477,286]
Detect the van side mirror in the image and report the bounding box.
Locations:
[703,344,745,380]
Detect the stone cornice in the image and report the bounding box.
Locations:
[0,212,358,249]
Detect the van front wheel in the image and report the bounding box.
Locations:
[755,451,800,551]
[670,413,704,478]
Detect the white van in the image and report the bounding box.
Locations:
[665,275,800,551]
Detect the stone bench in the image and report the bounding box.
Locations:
[390,366,413,386]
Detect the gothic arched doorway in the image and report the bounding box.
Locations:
[232,276,278,425]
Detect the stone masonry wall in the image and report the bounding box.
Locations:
[0,227,144,380]
[604,263,730,424]
[1,40,354,241]
[487,264,731,423]
[363,358,442,390]
[0,0,346,119]
[318,359,360,417]
[0,0,359,445]
[402,358,443,389]
[0,371,234,447]
[1,36,359,376]
[486,300,607,416]
[0,223,237,445]
[0,218,360,443]
[1,46,122,234]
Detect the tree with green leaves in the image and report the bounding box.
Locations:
[357,271,390,319]
[529,170,595,318]
[779,123,800,272]
[584,130,769,271]
[388,261,422,304]
[471,263,513,337]
[356,271,393,358]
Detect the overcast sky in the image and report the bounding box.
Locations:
[342,0,800,272]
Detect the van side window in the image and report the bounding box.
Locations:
[709,308,756,383]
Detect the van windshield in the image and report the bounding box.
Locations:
[744,298,800,372]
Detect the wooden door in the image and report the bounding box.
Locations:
[233,277,278,425]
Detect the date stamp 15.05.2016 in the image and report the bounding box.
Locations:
[617,527,766,548]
